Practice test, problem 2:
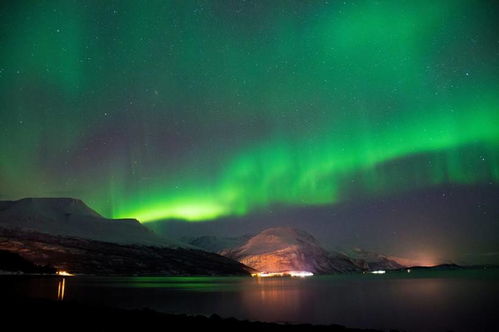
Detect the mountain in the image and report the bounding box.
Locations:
[0,198,252,275]
[0,227,251,276]
[341,248,404,270]
[219,227,404,274]
[0,198,180,247]
[220,227,362,274]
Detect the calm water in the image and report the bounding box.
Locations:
[3,269,499,332]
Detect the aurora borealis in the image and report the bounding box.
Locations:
[1,0,498,234]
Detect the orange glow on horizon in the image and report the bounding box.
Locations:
[389,253,444,268]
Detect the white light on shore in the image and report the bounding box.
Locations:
[370,270,386,274]
[289,271,314,277]
[251,271,314,278]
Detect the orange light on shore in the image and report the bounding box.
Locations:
[56,270,74,276]
[251,271,314,278]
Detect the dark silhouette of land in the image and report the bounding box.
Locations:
[3,297,386,332]
[0,249,55,274]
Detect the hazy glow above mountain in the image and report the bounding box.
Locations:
[1,1,498,222]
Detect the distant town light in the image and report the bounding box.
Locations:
[289,271,314,277]
[251,271,314,278]
[56,270,74,276]
[370,270,386,274]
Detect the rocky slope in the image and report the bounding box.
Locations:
[219,227,403,274]
[220,227,361,273]
[0,227,251,275]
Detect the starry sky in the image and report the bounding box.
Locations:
[1,1,498,263]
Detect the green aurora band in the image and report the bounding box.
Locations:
[1,0,498,222]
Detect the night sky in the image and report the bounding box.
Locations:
[1,1,498,264]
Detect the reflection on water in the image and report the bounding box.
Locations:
[2,269,499,332]
[57,278,65,301]
[241,278,308,323]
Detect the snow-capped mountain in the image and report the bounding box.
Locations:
[219,227,404,274]
[220,227,361,273]
[0,198,179,247]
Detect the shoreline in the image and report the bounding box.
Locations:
[5,297,384,332]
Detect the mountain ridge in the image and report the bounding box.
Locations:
[0,197,181,247]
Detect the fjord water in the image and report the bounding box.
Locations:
[4,269,498,332]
